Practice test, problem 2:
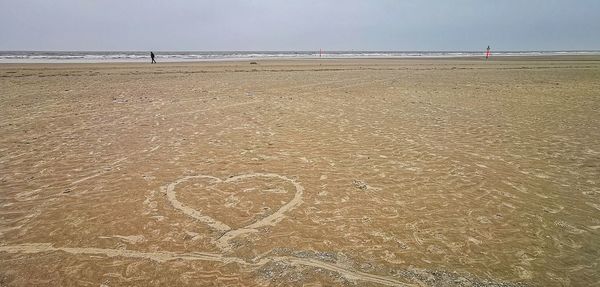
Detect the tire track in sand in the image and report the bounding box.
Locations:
[0,243,414,287]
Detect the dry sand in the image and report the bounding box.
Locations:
[1,58,599,286]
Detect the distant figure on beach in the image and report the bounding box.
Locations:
[486,46,491,59]
[150,52,156,64]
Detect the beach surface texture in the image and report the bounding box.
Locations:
[1,57,599,286]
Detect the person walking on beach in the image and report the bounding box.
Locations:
[150,51,156,64]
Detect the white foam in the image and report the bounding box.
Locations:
[1,50,599,63]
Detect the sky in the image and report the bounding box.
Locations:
[0,0,599,51]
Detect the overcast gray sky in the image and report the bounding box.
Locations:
[1,0,599,51]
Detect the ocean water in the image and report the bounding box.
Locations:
[0,50,599,63]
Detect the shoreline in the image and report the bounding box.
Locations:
[2,51,600,64]
[2,54,600,66]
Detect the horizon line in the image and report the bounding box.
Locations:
[2,49,600,53]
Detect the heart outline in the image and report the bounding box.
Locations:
[164,173,304,250]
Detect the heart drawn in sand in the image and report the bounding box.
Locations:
[163,173,304,249]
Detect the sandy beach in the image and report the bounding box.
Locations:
[1,57,599,286]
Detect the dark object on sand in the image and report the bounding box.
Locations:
[250,62,258,65]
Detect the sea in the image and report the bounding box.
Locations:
[1,50,599,63]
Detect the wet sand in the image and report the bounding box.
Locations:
[1,58,599,286]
